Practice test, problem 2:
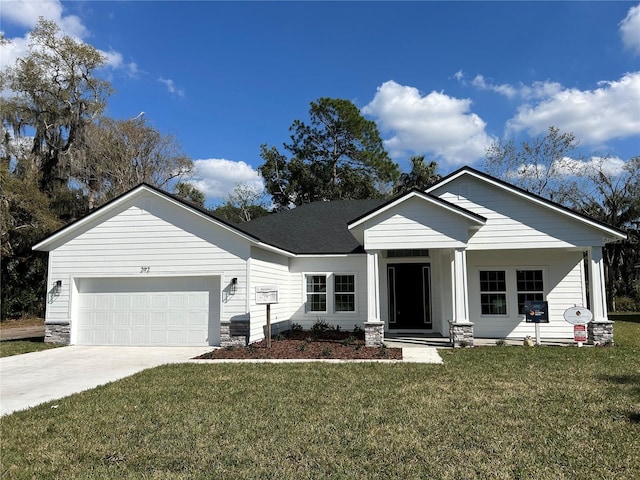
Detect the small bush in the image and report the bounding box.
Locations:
[321,347,332,357]
[377,344,388,357]
[353,324,364,335]
[495,339,507,347]
[298,343,306,352]
[342,335,356,346]
[311,318,331,335]
[290,323,303,332]
[614,296,640,313]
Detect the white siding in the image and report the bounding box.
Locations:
[467,249,585,339]
[248,247,291,343]
[432,177,606,249]
[44,191,251,343]
[289,256,368,331]
[362,197,470,250]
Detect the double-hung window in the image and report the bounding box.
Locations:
[334,275,355,312]
[306,275,327,312]
[480,270,507,315]
[517,270,544,313]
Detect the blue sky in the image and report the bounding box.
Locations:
[2,1,639,206]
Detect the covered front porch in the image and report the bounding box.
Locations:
[362,245,614,348]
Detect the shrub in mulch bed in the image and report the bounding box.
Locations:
[196,328,402,360]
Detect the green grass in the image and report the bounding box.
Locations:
[0,339,60,358]
[1,322,639,479]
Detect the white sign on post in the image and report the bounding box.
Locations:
[563,306,593,325]
[564,306,592,347]
[256,285,278,305]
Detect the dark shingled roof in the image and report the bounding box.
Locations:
[241,199,387,254]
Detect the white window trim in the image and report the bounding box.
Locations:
[302,272,358,316]
[515,268,546,316]
[478,267,548,319]
[304,273,328,314]
[479,269,508,317]
[333,273,357,315]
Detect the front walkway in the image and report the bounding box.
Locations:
[384,333,579,348]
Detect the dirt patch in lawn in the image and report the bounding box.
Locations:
[196,330,402,360]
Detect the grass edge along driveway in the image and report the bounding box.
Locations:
[1,320,639,479]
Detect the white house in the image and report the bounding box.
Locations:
[33,167,626,347]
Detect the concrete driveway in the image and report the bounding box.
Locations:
[0,346,213,417]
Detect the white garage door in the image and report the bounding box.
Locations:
[76,277,220,346]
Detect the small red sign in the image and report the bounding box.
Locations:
[574,324,587,342]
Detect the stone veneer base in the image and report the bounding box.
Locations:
[364,321,384,347]
[588,320,614,346]
[449,321,474,348]
[45,323,71,344]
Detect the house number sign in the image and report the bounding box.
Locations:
[140,266,151,273]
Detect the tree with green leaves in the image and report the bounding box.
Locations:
[567,156,640,310]
[174,182,206,207]
[1,18,112,195]
[393,155,441,195]
[259,98,399,209]
[211,183,270,223]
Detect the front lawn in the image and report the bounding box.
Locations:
[1,321,638,479]
[0,340,60,358]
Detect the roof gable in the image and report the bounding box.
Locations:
[428,167,627,241]
[348,189,486,229]
[33,184,267,252]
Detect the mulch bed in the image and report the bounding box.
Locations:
[196,330,402,360]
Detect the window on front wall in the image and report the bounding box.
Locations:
[306,275,327,312]
[480,270,507,315]
[334,275,355,312]
[517,270,544,314]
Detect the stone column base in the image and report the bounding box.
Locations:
[588,320,614,346]
[220,320,249,347]
[364,321,384,347]
[449,321,474,348]
[45,323,71,344]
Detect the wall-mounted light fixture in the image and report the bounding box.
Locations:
[230,277,238,294]
[53,280,62,295]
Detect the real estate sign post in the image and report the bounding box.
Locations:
[525,300,549,345]
[256,286,279,348]
[563,306,593,347]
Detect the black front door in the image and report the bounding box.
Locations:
[388,263,432,329]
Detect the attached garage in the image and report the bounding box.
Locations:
[75,276,220,346]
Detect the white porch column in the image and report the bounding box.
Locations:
[450,247,473,347]
[588,247,609,322]
[452,248,470,323]
[366,250,380,322]
[364,250,384,346]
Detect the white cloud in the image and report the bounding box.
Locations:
[506,72,640,145]
[553,156,627,177]
[190,158,264,202]
[0,0,88,38]
[0,0,137,74]
[466,73,563,101]
[158,78,185,97]
[620,3,640,55]
[362,80,493,166]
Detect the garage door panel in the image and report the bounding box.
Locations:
[76,277,219,346]
[95,296,112,310]
[131,312,147,326]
